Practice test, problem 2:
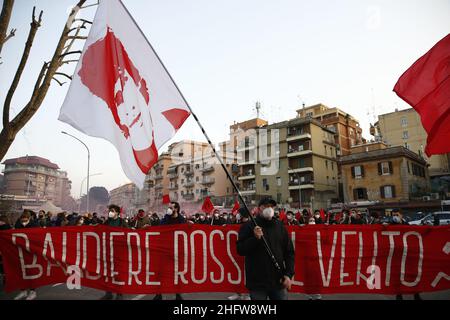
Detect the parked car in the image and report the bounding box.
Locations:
[409,212,450,226]
[410,212,427,222]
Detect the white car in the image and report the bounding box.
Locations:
[409,212,450,226]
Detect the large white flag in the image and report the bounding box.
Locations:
[59,0,191,188]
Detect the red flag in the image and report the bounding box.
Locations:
[201,197,215,214]
[231,201,240,215]
[279,209,287,224]
[295,211,301,221]
[162,194,171,205]
[393,34,450,156]
[320,208,326,221]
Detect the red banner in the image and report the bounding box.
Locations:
[0,224,449,295]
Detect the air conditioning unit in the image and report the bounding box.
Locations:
[430,193,440,200]
[422,196,431,201]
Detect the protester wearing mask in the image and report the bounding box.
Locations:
[236,197,295,300]
[155,202,185,300]
[133,209,150,229]
[150,212,161,226]
[100,204,128,300]
[211,209,226,226]
[286,211,299,226]
[14,211,38,300]
[313,210,323,224]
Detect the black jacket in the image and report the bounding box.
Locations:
[236,215,295,291]
[160,213,186,225]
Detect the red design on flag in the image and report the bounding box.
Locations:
[394,34,450,156]
[202,197,215,214]
[162,109,191,130]
[78,28,157,174]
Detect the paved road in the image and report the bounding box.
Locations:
[1,282,449,300]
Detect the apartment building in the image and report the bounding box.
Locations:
[340,142,430,203]
[229,117,339,209]
[374,108,450,198]
[296,103,364,156]
[2,156,72,208]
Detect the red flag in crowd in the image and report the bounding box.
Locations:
[279,209,287,224]
[320,208,326,221]
[201,197,215,214]
[231,201,240,215]
[295,211,301,221]
[393,34,450,156]
[162,194,171,205]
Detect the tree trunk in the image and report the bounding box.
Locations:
[0,0,15,55]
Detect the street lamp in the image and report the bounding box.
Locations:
[79,173,103,213]
[62,131,90,212]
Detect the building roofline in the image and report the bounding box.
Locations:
[339,146,427,165]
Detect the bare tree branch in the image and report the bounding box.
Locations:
[0,0,15,55]
[74,18,93,25]
[67,35,87,40]
[3,28,16,43]
[61,59,79,65]
[67,25,86,35]
[54,72,72,81]
[52,77,67,86]
[59,50,82,59]
[3,6,43,129]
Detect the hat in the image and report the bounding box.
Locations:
[258,197,277,207]
[238,207,250,217]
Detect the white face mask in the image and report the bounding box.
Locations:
[167,208,173,216]
[21,220,29,226]
[214,213,219,218]
[392,216,401,223]
[261,207,274,220]
[108,211,116,219]
[309,220,316,225]
[315,214,320,219]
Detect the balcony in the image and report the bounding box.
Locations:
[184,170,194,177]
[155,184,163,190]
[288,183,315,190]
[240,188,256,195]
[168,173,179,179]
[200,165,215,173]
[167,167,177,174]
[238,172,256,180]
[236,141,256,152]
[286,130,311,142]
[237,159,256,166]
[201,178,215,185]
[182,193,195,200]
[287,146,312,157]
[169,184,178,190]
[288,167,314,174]
[154,174,164,180]
[183,181,195,188]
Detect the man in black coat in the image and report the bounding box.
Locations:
[236,198,295,300]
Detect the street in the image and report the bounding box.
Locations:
[1,283,449,300]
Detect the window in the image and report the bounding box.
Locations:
[325,160,328,169]
[196,189,199,194]
[299,159,305,167]
[195,164,200,169]
[277,177,282,186]
[404,143,410,150]
[378,162,392,175]
[403,131,409,139]
[401,117,408,127]
[353,188,368,200]
[352,166,364,179]
[263,179,269,191]
[380,185,396,199]
[306,112,313,117]
[331,162,334,171]
[324,146,327,155]
[196,176,199,182]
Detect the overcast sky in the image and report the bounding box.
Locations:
[1,0,449,198]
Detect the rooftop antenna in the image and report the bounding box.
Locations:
[255,101,261,119]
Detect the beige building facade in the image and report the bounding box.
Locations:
[2,156,72,209]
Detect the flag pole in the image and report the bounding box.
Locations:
[116,0,283,277]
